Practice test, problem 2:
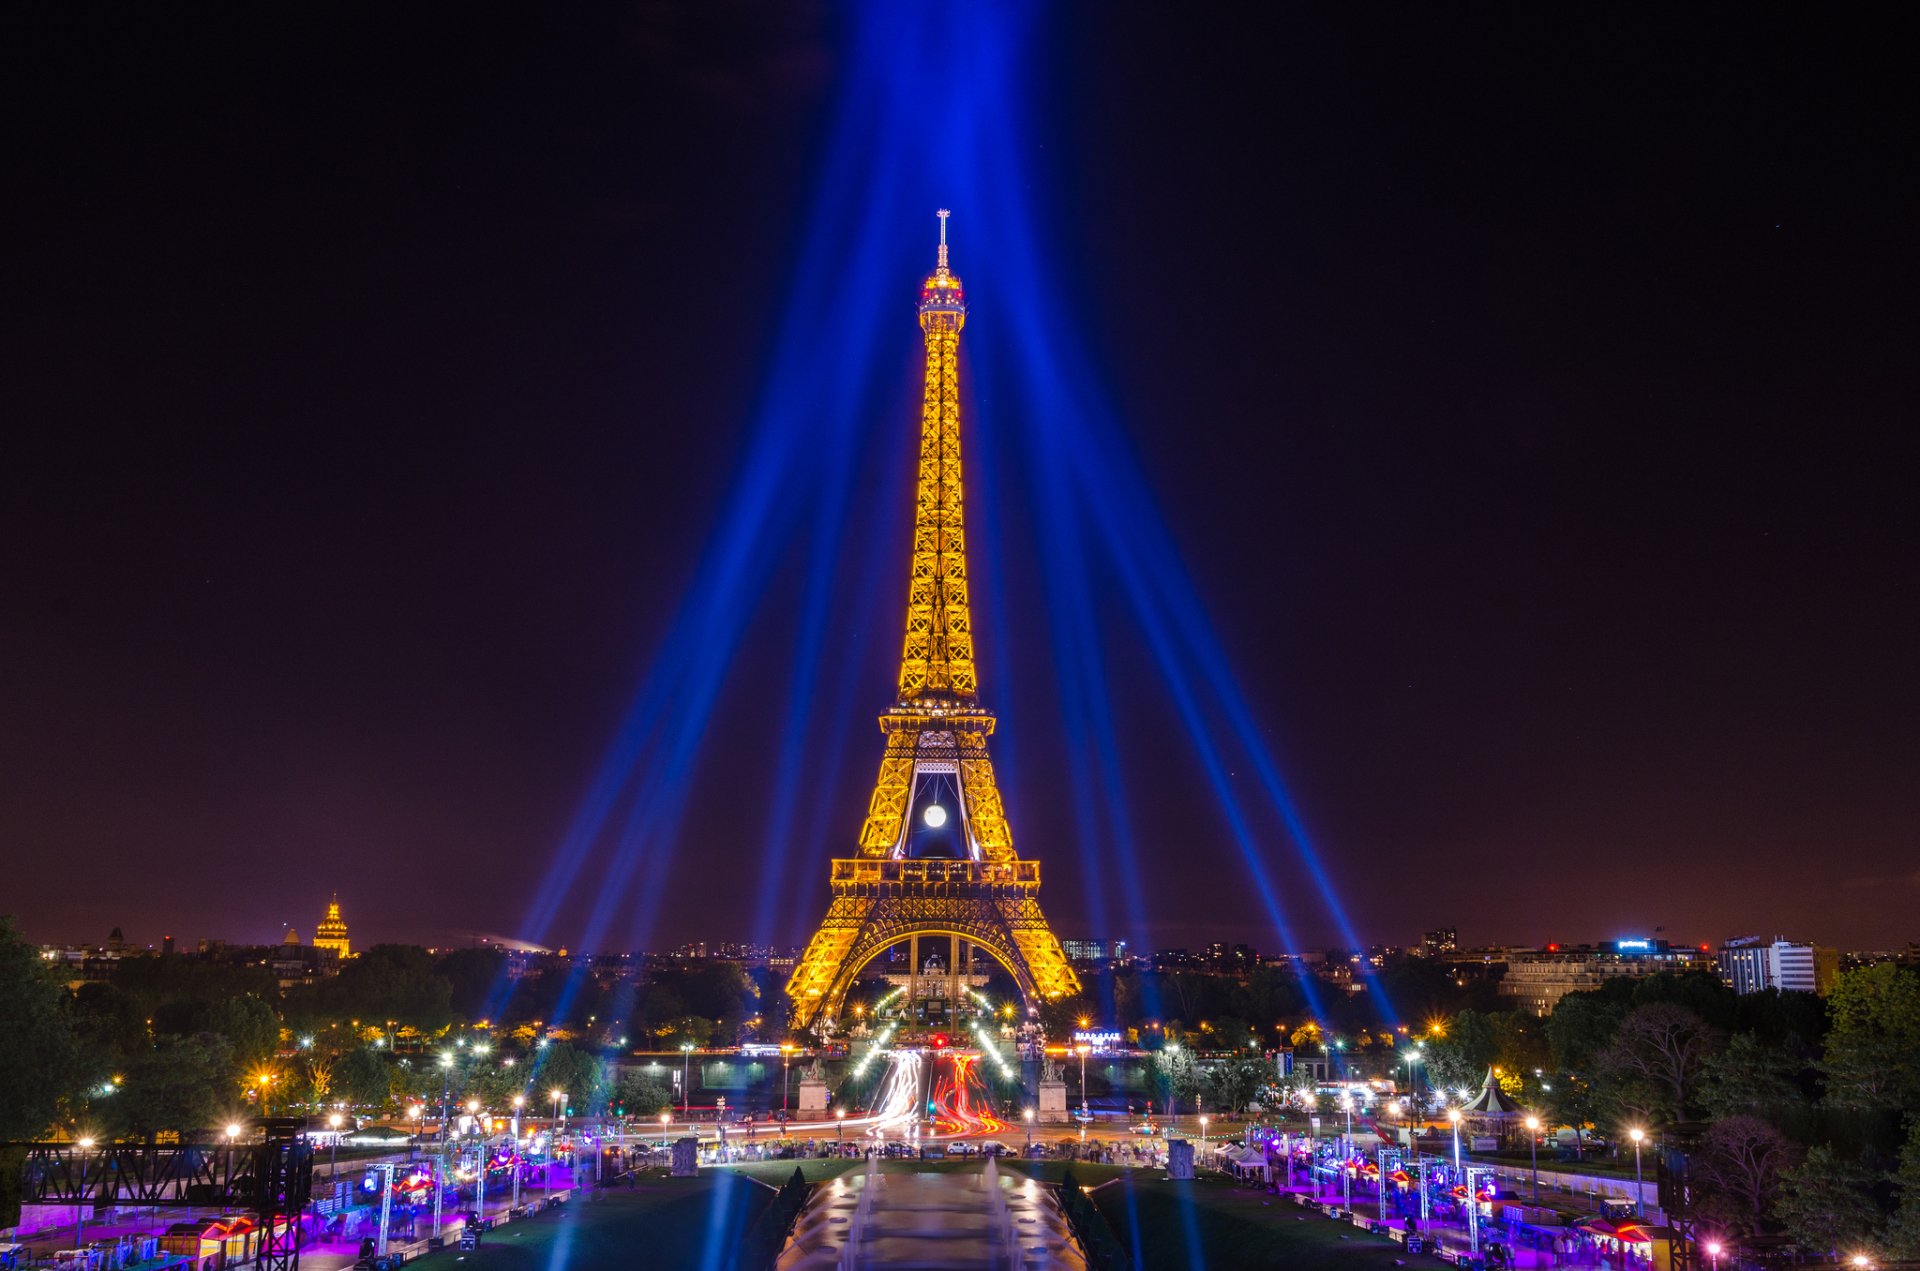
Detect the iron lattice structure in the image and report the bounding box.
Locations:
[5,1119,313,1271]
[787,213,1079,1032]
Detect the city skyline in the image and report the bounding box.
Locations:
[6,6,1916,955]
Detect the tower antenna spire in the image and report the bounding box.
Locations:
[936,208,950,272]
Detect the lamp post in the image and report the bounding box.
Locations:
[781,1043,794,1118]
[74,1138,95,1249]
[468,1099,486,1214]
[1199,1115,1209,1147]
[328,1112,343,1184]
[1706,1241,1722,1271]
[438,1051,455,1144]
[681,1043,695,1117]
[1629,1128,1646,1217]
[1525,1115,1541,1201]
[1076,1043,1091,1119]
[1164,1044,1181,1127]
[1448,1108,1462,1172]
[835,1108,845,1146]
[1024,1108,1034,1151]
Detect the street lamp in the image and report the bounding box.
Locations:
[680,1043,695,1117]
[1076,1043,1091,1118]
[328,1112,344,1184]
[1706,1241,1723,1271]
[835,1108,846,1145]
[551,1088,566,1135]
[74,1138,96,1250]
[1629,1127,1646,1217]
[1199,1115,1209,1146]
[1525,1115,1541,1200]
[1024,1108,1034,1151]
[1447,1108,1462,1171]
[781,1043,795,1117]
[438,1051,455,1143]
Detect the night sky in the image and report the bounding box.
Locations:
[5,6,1914,954]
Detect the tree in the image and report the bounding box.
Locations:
[68,982,149,1072]
[1206,1054,1272,1115]
[1773,1145,1882,1257]
[334,1048,393,1111]
[435,948,508,1023]
[1425,1010,1497,1093]
[108,1035,235,1141]
[1698,1032,1804,1121]
[1822,964,1920,1111]
[1546,992,1627,1072]
[0,916,77,1140]
[1594,1002,1720,1123]
[189,996,281,1067]
[1542,1074,1600,1156]
[535,1043,609,1116]
[1151,1045,1202,1117]
[612,1071,671,1119]
[1884,1119,1920,1260]
[296,945,453,1034]
[1488,1012,1552,1084]
[1693,1115,1795,1234]
[1203,1017,1254,1053]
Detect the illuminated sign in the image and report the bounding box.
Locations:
[1072,1029,1123,1047]
[1615,939,1651,950]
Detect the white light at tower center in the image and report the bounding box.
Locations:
[923,804,948,828]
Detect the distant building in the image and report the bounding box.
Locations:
[1718,937,1838,995]
[1063,939,1127,966]
[1421,928,1459,956]
[313,895,351,959]
[1498,939,1712,1016]
[1204,942,1259,970]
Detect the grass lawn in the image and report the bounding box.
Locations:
[1093,1174,1456,1271]
[402,1170,777,1271]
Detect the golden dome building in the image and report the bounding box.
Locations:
[314,895,351,959]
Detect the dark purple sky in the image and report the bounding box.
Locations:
[5,6,1915,954]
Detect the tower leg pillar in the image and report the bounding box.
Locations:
[909,934,920,1025]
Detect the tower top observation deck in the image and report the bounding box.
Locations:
[919,208,965,330]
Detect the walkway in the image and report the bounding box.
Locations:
[777,1160,1086,1270]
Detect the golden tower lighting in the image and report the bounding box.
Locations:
[786,211,1080,1032]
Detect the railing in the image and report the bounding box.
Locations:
[737,1165,811,1269]
[829,859,1040,887]
[1056,1168,1134,1271]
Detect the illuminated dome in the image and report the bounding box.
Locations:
[314,894,351,959]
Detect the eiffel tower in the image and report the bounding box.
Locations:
[786,211,1080,1034]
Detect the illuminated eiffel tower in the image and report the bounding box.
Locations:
[786,211,1080,1033]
